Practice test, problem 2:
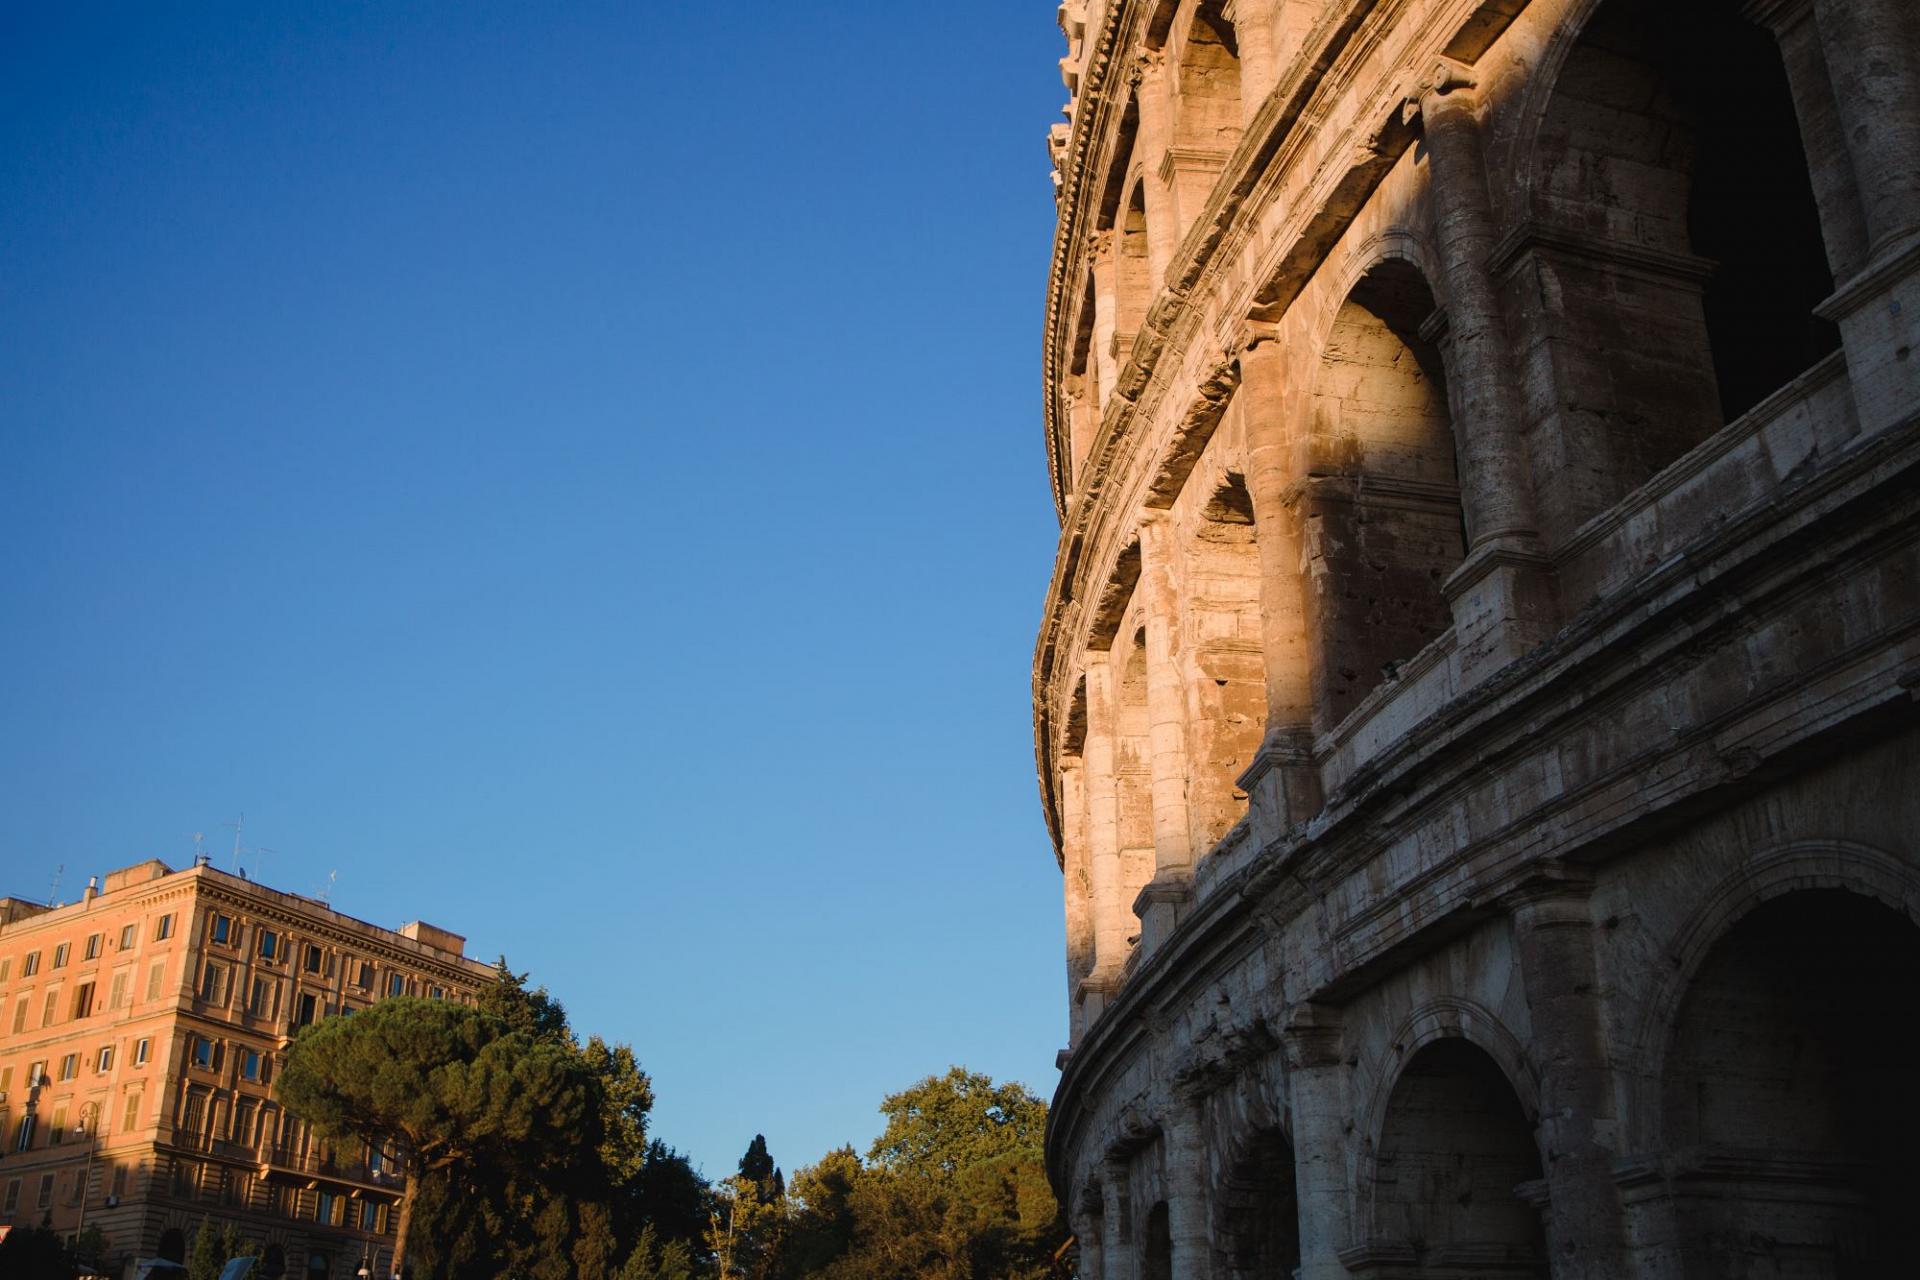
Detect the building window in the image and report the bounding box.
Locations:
[387,973,406,998]
[316,1190,344,1226]
[27,1060,46,1086]
[23,950,40,977]
[191,1037,216,1070]
[200,962,229,1006]
[97,1044,114,1073]
[133,1037,150,1067]
[42,988,59,1026]
[119,923,137,949]
[49,1104,67,1145]
[0,1066,9,1094]
[304,945,323,975]
[84,932,102,960]
[0,957,8,981]
[359,1199,384,1232]
[182,1089,209,1137]
[211,913,232,945]
[154,914,174,941]
[59,1052,79,1081]
[355,961,373,989]
[36,1172,53,1209]
[11,997,26,1034]
[52,943,69,969]
[2,1178,16,1212]
[260,930,279,961]
[241,1049,261,1082]
[248,975,278,1019]
[296,992,318,1028]
[430,985,444,1000]
[109,971,128,1009]
[146,960,166,1001]
[73,981,95,1019]
[14,1115,36,1152]
[111,1163,128,1198]
[124,1090,142,1132]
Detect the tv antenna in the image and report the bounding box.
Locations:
[48,863,64,906]
[317,869,338,906]
[229,814,245,871]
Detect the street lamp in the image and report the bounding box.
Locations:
[73,1101,103,1236]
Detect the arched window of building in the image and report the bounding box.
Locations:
[1216,1126,1301,1277]
[1116,182,1153,348]
[1115,628,1155,947]
[1140,1200,1173,1280]
[1068,268,1101,474]
[1524,0,1839,536]
[1662,890,1920,1275]
[1305,260,1462,730]
[1180,474,1264,848]
[1371,1039,1546,1275]
[1172,1,1240,152]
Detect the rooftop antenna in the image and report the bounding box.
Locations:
[189,831,207,868]
[317,869,337,906]
[48,863,64,907]
[229,814,245,872]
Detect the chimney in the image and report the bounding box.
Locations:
[83,876,98,906]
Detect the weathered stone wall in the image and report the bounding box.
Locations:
[1036,0,1920,1275]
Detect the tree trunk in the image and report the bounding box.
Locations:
[391,1159,416,1280]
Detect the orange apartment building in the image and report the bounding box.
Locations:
[0,858,495,1279]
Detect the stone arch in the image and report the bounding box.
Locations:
[1179,470,1264,851]
[1512,0,1840,538]
[1357,1007,1546,1276]
[1067,266,1100,475]
[1626,838,1920,1147]
[158,1227,188,1263]
[1117,180,1154,344]
[1141,1199,1173,1280]
[1213,1122,1301,1279]
[1115,626,1155,945]
[1653,882,1920,1276]
[1301,255,1464,731]
[1171,1,1242,152]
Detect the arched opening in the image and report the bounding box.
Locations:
[1116,628,1155,950]
[1216,1127,1301,1279]
[1305,260,1462,730]
[1371,1038,1546,1276]
[1117,182,1153,346]
[158,1228,188,1263]
[260,1244,287,1278]
[1141,1200,1173,1280]
[1181,475,1264,849]
[306,1249,331,1279]
[1069,269,1100,470]
[1174,1,1241,151]
[1661,889,1920,1276]
[1525,0,1839,537]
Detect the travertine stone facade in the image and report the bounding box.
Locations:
[1034,1,1920,1275]
[0,860,492,1279]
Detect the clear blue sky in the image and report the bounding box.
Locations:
[0,2,1068,1180]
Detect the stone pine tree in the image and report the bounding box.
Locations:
[278,996,599,1278]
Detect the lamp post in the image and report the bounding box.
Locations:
[73,1101,103,1236]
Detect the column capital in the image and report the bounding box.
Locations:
[1281,1002,1346,1070]
[1414,57,1480,116]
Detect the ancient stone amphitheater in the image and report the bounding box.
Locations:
[1031,1,1920,1276]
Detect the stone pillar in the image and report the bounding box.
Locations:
[1074,1195,1107,1280]
[1225,0,1279,127]
[1091,233,1120,411]
[1284,1005,1353,1280]
[1059,760,1095,1047]
[1811,0,1920,256]
[1101,1162,1136,1280]
[1164,1100,1215,1279]
[1418,64,1557,683]
[1237,328,1323,838]
[1133,56,1182,288]
[1806,0,1920,435]
[1508,879,1627,1280]
[1137,515,1194,951]
[1082,654,1128,995]
[1745,0,1870,280]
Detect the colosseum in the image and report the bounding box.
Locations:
[1032,1,1920,1276]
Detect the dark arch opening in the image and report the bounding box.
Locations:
[1529,0,1839,528]
[1663,889,1920,1276]
[157,1228,187,1264]
[260,1244,287,1278]
[1118,181,1153,340]
[1141,1200,1173,1280]
[1306,259,1462,729]
[1216,1127,1301,1279]
[1373,1038,1546,1275]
